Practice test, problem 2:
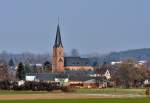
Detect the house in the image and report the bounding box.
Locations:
[83,79,97,88]
[111,61,122,65]
[95,63,112,80]
[26,73,69,86]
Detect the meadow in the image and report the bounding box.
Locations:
[0,98,150,103]
[0,88,146,95]
[75,88,146,95]
[0,88,148,103]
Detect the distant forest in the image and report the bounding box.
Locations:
[98,48,150,63]
[0,51,50,65]
[1,48,150,65]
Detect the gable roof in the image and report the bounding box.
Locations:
[64,57,92,66]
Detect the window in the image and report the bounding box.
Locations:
[58,58,63,62]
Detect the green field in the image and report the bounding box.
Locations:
[0,90,48,95]
[75,88,145,95]
[0,98,150,103]
[0,88,146,95]
[0,88,149,103]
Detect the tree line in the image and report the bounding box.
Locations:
[95,59,150,88]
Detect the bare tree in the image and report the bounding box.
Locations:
[0,59,9,81]
[70,49,80,57]
[112,59,149,88]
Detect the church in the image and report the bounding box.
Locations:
[26,25,103,87]
[52,24,94,73]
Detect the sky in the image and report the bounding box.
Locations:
[0,0,150,55]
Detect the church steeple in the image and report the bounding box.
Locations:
[53,24,63,48]
[52,24,64,73]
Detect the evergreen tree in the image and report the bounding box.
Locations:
[24,64,31,73]
[8,58,15,67]
[16,62,26,80]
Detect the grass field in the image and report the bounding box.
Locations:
[0,90,48,95]
[0,88,148,103]
[75,88,145,95]
[0,98,150,103]
[0,88,146,95]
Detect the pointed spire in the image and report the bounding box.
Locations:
[53,24,63,48]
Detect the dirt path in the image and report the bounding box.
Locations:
[0,93,146,100]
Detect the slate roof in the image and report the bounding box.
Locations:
[64,70,95,75]
[64,57,92,66]
[69,75,94,82]
[53,24,63,48]
[27,73,68,81]
[26,73,96,82]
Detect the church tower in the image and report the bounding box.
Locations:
[52,24,64,72]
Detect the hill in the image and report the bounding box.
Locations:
[104,48,150,62]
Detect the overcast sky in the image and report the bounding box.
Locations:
[0,0,150,54]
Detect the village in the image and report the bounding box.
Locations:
[0,24,150,93]
[0,0,150,102]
